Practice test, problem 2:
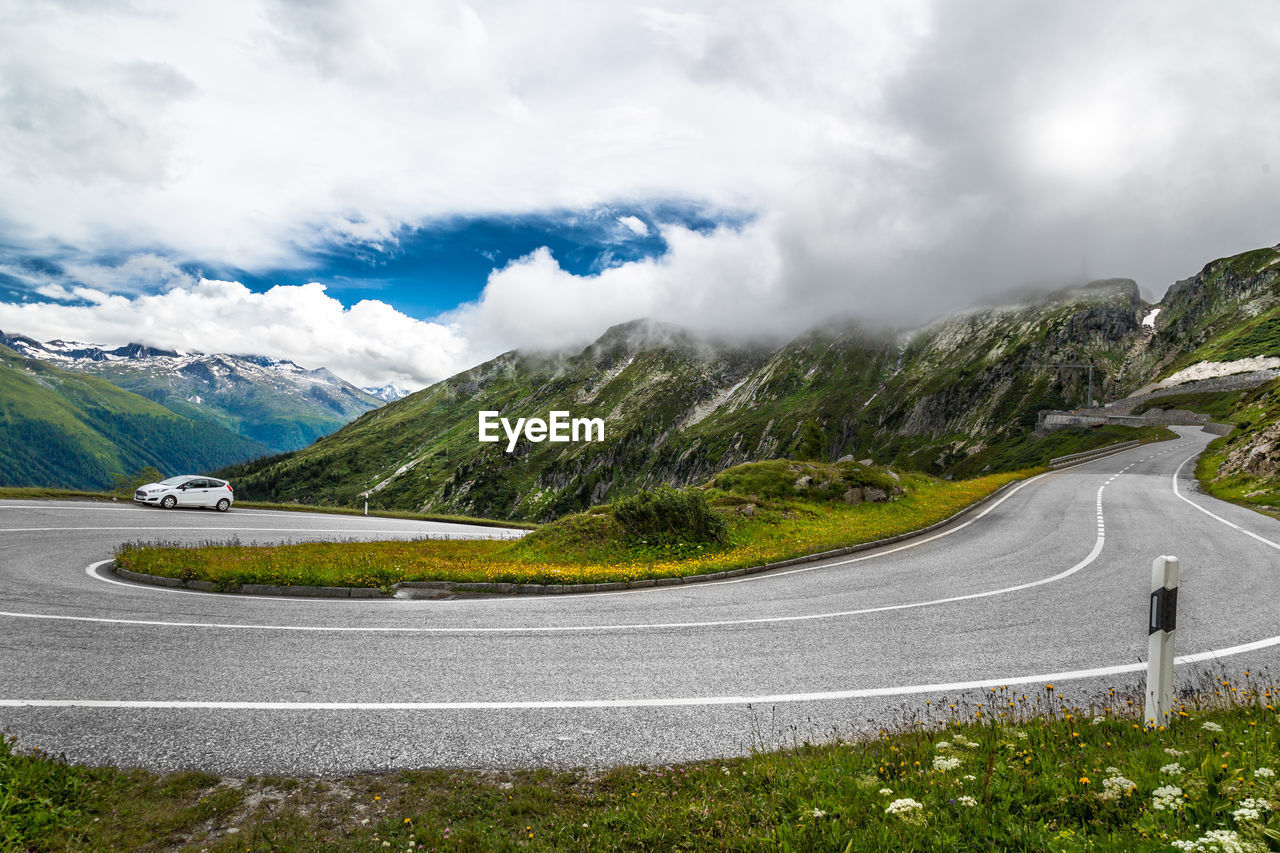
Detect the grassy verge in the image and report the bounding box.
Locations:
[114,467,1033,589]
[4,680,1277,851]
[0,487,533,530]
[1195,438,1280,519]
[1189,380,1280,517]
[947,425,1175,479]
[233,501,536,530]
[1132,391,1249,423]
[0,486,124,502]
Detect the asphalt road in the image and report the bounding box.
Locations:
[2,425,1279,775]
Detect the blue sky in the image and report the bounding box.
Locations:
[215,203,734,319]
[0,204,735,319]
[0,1,1277,388]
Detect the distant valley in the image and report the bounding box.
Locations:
[0,332,388,490]
[0,331,384,455]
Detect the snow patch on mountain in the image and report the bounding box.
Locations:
[363,384,411,402]
[1157,357,1280,388]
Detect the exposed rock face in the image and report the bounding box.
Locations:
[1221,422,1280,479]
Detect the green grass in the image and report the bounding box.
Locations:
[1187,380,1280,515]
[1195,437,1280,514]
[0,486,124,502]
[1133,392,1248,423]
[233,501,537,530]
[4,680,1278,851]
[114,466,1033,589]
[947,425,1174,479]
[1180,303,1280,366]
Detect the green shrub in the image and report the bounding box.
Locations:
[611,486,727,544]
[708,459,898,503]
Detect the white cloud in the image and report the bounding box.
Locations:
[617,215,649,236]
[0,0,928,268]
[0,277,469,389]
[2,0,1280,385]
[34,283,76,302]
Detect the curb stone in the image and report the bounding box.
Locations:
[110,436,1161,600]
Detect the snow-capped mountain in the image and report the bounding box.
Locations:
[0,330,385,453]
[362,383,413,403]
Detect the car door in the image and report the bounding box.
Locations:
[182,478,210,506]
[195,479,219,507]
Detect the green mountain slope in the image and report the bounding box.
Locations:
[0,345,269,489]
[220,282,1143,519]
[222,241,1280,521]
[75,357,383,453]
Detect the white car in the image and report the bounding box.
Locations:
[134,476,235,511]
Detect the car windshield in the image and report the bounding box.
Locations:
[159,477,190,486]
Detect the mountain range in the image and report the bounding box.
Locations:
[0,343,269,490]
[0,331,384,454]
[220,242,1280,520]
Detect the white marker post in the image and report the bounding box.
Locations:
[1144,555,1179,727]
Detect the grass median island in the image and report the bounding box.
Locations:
[4,680,1278,851]
[114,461,1036,590]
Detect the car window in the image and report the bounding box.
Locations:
[160,476,187,486]
[186,479,207,489]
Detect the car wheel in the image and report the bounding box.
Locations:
[161,495,177,509]
[215,498,230,512]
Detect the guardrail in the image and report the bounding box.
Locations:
[1049,439,1140,468]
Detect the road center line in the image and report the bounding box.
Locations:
[1,630,1275,711]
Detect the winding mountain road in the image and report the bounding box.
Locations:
[3,425,1279,775]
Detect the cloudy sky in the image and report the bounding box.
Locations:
[0,1,1277,389]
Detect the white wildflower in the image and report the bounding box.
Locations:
[935,740,951,750]
[963,774,977,781]
[878,788,893,795]
[1201,721,1224,733]
[811,807,827,819]
[1091,716,1106,725]
[885,798,923,816]
[1100,774,1136,800]
[1105,766,1121,775]
[1231,798,1272,824]
[1254,767,1275,778]
[1151,785,1185,811]
[957,795,977,807]
[933,756,962,772]
[1165,748,1187,757]
[1170,828,1263,852]
[1161,763,1185,775]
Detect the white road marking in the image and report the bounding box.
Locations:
[711,450,1129,587]
[8,439,1150,634]
[10,511,1108,634]
[1171,454,1280,551]
[3,526,514,539]
[86,562,335,600]
[1,631,1276,711]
